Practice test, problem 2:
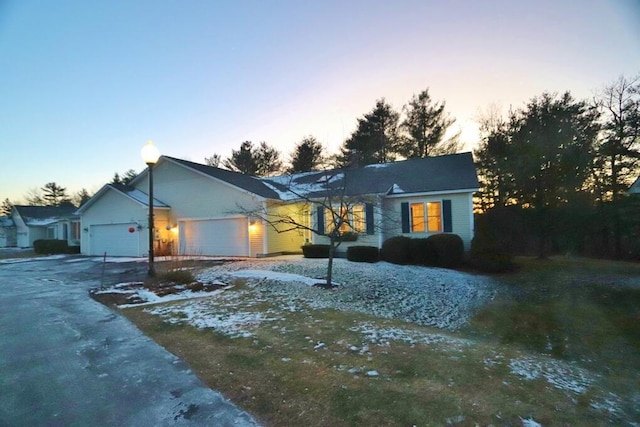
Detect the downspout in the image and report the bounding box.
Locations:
[377,195,384,249]
[262,200,268,256]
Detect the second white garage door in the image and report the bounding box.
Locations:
[179,218,249,256]
[90,223,140,257]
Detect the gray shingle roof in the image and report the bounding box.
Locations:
[161,153,478,201]
[262,152,479,200]
[14,205,78,220]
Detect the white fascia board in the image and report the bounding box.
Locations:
[383,188,479,199]
[176,214,249,222]
[162,157,268,202]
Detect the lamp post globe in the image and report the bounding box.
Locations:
[141,141,160,277]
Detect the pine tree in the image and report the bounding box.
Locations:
[42,182,70,207]
[337,99,400,167]
[288,136,324,173]
[399,88,460,158]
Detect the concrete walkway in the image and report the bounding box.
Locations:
[0,255,259,426]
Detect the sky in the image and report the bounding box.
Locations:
[1,0,639,204]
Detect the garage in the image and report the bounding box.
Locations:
[90,223,140,257]
[179,218,249,256]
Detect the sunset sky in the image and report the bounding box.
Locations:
[1,0,639,204]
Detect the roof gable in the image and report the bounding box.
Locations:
[161,156,280,199]
[630,177,640,194]
[76,184,170,214]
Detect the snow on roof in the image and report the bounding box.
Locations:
[388,183,405,194]
[262,172,345,200]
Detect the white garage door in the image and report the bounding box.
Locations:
[179,218,248,256]
[90,223,139,257]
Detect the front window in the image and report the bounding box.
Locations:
[410,201,442,233]
[410,203,425,232]
[326,204,366,234]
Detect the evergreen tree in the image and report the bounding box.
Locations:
[1,198,13,216]
[223,141,283,176]
[399,89,460,158]
[224,141,257,175]
[204,153,222,167]
[255,141,283,177]
[111,169,137,185]
[337,99,400,167]
[42,182,70,207]
[73,189,92,207]
[288,136,324,173]
[508,92,600,257]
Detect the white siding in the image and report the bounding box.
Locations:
[382,192,475,250]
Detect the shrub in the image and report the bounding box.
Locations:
[347,246,379,263]
[469,235,515,273]
[33,239,72,254]
[161,269,195,285]
[408,238,437,266]
[426,234,464,268]
[302,244,330,258]
[380,236,411,265]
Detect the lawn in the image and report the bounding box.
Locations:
[115,256,640,426]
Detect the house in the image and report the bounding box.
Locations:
[77,152,479,257]
[11,205,80,248]
[629,177,640,195]
[0,216,17,247]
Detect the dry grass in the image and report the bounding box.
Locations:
[118,257,640,426]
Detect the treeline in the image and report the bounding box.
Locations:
[474,74,640,261]
[207,88,459,176]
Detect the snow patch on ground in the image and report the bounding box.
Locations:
[509,356,594,394]
[350,321,470,348]
[197,258,496,330]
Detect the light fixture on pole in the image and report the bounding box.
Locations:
[141,140,160,277]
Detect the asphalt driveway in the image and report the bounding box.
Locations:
[0,254,259,426]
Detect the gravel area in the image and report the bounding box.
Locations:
[196,257,497,330]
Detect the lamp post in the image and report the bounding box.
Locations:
[141,141,160,277]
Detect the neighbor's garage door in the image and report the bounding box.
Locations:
[90,223,139,257]
[179,218,248,256]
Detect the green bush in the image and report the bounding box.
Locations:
[33,239,73,255]
[380,236,411,265]
[426,234,464,268]
[302,244,330,258]
[408,238,437,266]
[469,235,515,273]
[346,246,379,263]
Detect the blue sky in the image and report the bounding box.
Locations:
[1,0,639,203]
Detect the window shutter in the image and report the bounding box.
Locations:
[443,199,452,232]
[316,206,325,233]
[401,202,410,233]
[365,203,374,235]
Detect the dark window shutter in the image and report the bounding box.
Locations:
[401,202,410,233]
[365,203,374,235]
[443,199,452,232]
[316,206,325,233]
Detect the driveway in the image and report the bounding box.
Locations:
[0,254,259,426]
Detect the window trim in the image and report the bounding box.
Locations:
[407,201,443,233]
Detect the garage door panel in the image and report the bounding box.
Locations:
[90,224,139,257]
[179,219,248,256]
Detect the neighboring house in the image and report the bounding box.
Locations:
[11,205,80,248]
[77,152,479,258]
[0,216,17,247]
[629,177,640,195]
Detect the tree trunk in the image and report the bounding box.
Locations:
[326,238,335,286]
